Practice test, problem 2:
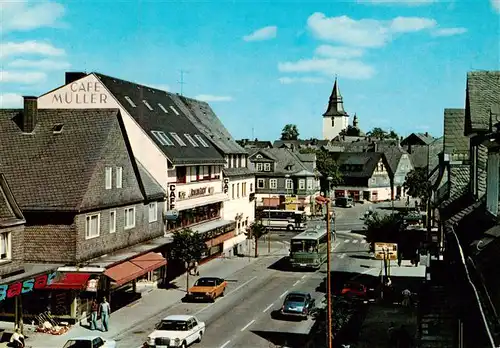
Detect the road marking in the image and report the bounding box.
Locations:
[240,319,255,331]
[301,275,306,279]
[332,243,340,250]
[339,254,346,259]
[279,290,288,298]
[263,303,274,312]
[361,240,367,244]
[194,276,257,315]
[282,240,290,245]
[293,280,300,286]
[344,239,350,243]
[352,240,358,244]
[220,340,231,348]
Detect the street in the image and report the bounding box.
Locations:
[110,203,380,348]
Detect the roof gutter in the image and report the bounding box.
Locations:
[450,228,497,347]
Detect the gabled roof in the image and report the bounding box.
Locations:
[408,145,430,168]
[0,173,25,227]
[136,160,166,201]
[382,147,407,174]
[94,73,225,165]
[444,108,469,156]
[401,132,435,146]
[175,96,247,155]
[465,71,500,133]
[331,152,389,178]
[237,139,273,149]
[0,108,163,211]
[223,167,255,177]
[247,148,313,176]
[272,139,329,148]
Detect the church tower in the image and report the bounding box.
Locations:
[322,77,349,140]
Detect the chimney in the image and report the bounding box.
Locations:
[425,132,429,137]
[22,96,38,133]
[65,72,87,84]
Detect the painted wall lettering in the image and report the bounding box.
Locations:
[168,184,176,210]
[52,82,108,105]
[223,178,229,194]
[0,272,57,302]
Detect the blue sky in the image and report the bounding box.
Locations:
[0,0,499,141]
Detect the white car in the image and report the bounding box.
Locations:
[62,336,116,348]
[146,315,205,348]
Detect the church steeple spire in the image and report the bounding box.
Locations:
[323,77,348,117]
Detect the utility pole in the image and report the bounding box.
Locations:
[326,201,333,348]
[178,70,189,96]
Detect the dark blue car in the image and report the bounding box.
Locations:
[280,291,315,320]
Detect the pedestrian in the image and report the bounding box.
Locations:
[402,289,411,307]
[193,260,199,276]
[90,299,98,330]
[9,328,24,348]
[99,297,111,332]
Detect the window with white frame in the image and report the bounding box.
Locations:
[264,163,271,171]
[109,211,116,233]
[184,134,198,147]
[194,134,209,147]
[116,167,123,188]
[148,202,158,222]
[298,179,306,190]
[0,232,10,260]
[270,179,277,189]
[256,163,263,171]
[85,214,100,239]
[170,132,187,146]
[105,167,112,190]
[151,131,174,146]
[257,179,265,189]
[285,179,293,190]
[307,178,313,190]
[125,207,136,229]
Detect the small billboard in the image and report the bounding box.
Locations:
[374,242,398,260]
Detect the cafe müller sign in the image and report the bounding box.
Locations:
[0,272,57,302]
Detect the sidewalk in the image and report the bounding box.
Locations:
[17,241,285,348]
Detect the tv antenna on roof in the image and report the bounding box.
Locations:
[178,70,189,96]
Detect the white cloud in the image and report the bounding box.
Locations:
[0,71,47,84]
[357,0,436,5]
[0,41,65,59]
[243,26,277,42]
[314,45,364,59]
[491,0,500,13]
[278,76,328,84]
[307,13,436,47]
[0,1,65,33]
[432,27,467,37]
[278,58,375,80]
[194,94,233,102]
[0,93,23,108]
[7,59,71,70]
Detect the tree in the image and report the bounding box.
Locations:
[403,167,431,201]
[316,150,342,191]
[170,228,207,266]
[364,212,401,250]
[247,221,267,258]
[281,124,299,140]
[366,127,399,140]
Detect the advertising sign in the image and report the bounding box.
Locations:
[223,178,229,194]
[168,183,176,210]
[0,272,57,302]
[374,242,398,260]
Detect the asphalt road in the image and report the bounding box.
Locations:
[114,203,384,348]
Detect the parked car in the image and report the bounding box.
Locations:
[335,197,354,208]
[145,315,205,348]
[340,281,376,302]
[280,291,315,320]
[187,277,227,302]
[62,336,116,348]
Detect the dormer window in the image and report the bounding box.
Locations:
[169,106,180,115]
[170,132,187,146]
[184,134,198,147]
[194,134,209,147]
[158,103,168,113]
[264,163,271,171]
[151,130,174,146]
[142,100,153,110]
[124,96,136,107]
[52,124,64,134]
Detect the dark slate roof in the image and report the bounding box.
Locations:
[428,137,443,173]
[401,133,435,146]
[94,73,225,165]
[247,148,313,176]
[408,145,429,168]
[331,152,389,178]
[444,108,469,156]
[0,173,25,227]
[136,160,166,201]
[237,140,273,149]
[382,147,406,174]
[223,167,255,177]
[175,96,247,155]
[465,71,500,133]
[273,139,329,148]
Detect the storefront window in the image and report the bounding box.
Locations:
[167,203,221,231]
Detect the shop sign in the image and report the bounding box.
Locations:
[203,222,237,240]
[223,178,229,194]
[86,279,99,292]
[165,209,179,221]
[169,183,176,210]
[0,272,57,302]
[52,82,108,105]
[190,187,207,198]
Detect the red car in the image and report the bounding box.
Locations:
[341,281,367,297]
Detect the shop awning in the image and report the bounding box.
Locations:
[46,273,91,290]
[104,252,167,287]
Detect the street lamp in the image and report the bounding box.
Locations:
[326,176,333,348]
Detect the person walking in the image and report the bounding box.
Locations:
[90,299,98,330]
[99,297,111,332]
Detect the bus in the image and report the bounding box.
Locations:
[257,209,307,231]
[289,227,330,269]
